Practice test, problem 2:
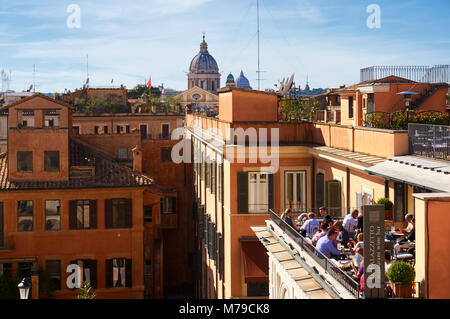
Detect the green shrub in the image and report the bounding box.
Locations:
[387,261,415,285]
[377,198,393,210]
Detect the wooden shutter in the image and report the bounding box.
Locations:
[125,199,132,228]
[69,200,77,230]
[89,200,97,229]
[237,172,249,214]
[218,163,223,203]
[206,161,210,190]
[89,260,97,289]
[212,162,216,195]
[316,173,325,211]
[326,180,342,216]
[216,233,224,280]
[268,174,274,211]
[204,215,209,248]
[104,200,112,229]
[125,259,132,288]
[0,203,3,247]
[105,259,113,288]
[171,197,177,214]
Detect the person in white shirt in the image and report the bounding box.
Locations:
[300,212,320,239]
[343,209,359,239]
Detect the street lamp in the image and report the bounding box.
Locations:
[18,277,31,300]
[397,91,418,109]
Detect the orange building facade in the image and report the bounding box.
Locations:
[186,86,450,299]
[0,94,194,299]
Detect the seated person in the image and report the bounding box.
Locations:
[343,209,359,239]
[385,251,393,275]
[352,233,364,254]
[351,246,364,278]
[296,213,308,226]
[394,218,415,256]
[281,208,297,230]
[333,221,355,248]
[403,214,414,234]
[300,212,320,239]
[312,222,329,246]
[316,229,345,259]
[319,207,333,225]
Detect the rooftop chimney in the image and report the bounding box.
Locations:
[132,146,143,173]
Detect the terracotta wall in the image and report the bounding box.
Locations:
[0,188,162,299]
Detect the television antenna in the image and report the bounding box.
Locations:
[256,0,266,90]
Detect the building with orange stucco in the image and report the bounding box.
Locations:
[186,84,450,299]
[0,93,194,299]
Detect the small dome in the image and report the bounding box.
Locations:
[226,73,236,87]
[227,73,234,80]
[189,36,219,74]
[236,70,252,90]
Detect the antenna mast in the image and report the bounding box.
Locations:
[257,0,261,90]
[33,64,36,93]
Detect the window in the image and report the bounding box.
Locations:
[0,263,12,277]
[105,199,132,228]
[248,172,269,213]
[94,126,99,134]
[348,96,354,119]
[103,126,109,134]
[17,151,33,172]
[73,126,80,135]
[45,200,60,231]
[126,125,130,134]
[117,147,129,161]
[44,110,59,128]
[18,201,33,232]
[144,260,152,276]
[105,258,132,288]
[144,205,152,222]
[161,147,172,162]
[285,171,307,212]
[237,172,273,214]
[160,197,176,214]
[44,151,60,172]
[45,260,61,290]
[71,259,97,288]
[69,200,97,230]
[161,124,169,139]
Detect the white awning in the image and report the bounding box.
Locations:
[365,156,450,193]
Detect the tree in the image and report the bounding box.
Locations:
[282,98,319,122]
[76,281,96,299]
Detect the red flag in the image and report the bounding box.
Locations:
[147,76,152,89]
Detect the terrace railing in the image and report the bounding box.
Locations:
[408,123,450,161]
[269,210,361,298]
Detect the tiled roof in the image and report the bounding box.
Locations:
[0,93,73,110]
[0,138,154,191]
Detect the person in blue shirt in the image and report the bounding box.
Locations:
[316,229,345,259]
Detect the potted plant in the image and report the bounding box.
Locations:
[377,198,393,220]
[387,261,415,298]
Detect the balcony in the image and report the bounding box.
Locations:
[408,123,450,161]
[268,210,420,299]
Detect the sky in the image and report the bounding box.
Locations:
[0,0,449,93]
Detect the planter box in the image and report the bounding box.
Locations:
[391,282,413,298]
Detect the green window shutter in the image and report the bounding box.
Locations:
[237,172,249,214]
[125,259,132,288]
[89,200,97,229]
[268,174,274,211]
[325,180,342,216]
[105,259,113,288]
[69,200,77,230]
[104,200,112,229]
[316,173,325,211]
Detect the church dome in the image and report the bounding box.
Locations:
[236,70,252,90]
[226,73,236,87]
[189,36,219,74]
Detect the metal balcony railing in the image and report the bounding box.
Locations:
[408,123,450,161]
[269,210,361,298]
